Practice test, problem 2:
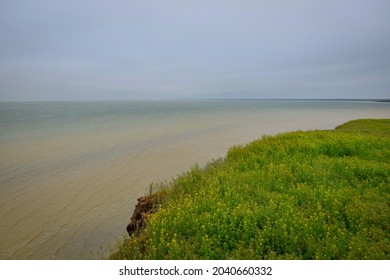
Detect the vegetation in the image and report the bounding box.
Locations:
[111,119,390,259]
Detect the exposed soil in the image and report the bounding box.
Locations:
[126,192,164,235]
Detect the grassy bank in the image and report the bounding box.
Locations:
[111,119,390,259]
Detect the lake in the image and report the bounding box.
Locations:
[0,100,389,259]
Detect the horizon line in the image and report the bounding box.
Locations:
[1,98,389,103]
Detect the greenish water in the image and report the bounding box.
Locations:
[0,100,389,259]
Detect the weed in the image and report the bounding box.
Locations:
[111,119,390,260]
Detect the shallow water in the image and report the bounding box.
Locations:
[0,100,389,259]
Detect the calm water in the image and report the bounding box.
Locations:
[0,100,389,259]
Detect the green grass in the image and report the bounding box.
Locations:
[111,119,390,260]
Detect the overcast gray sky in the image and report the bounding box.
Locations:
[0,0,389,101]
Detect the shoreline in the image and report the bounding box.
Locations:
[1,101,390,259]
[113,119,390,260]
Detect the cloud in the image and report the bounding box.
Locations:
[1,0,389,100]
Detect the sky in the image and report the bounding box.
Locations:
[0,0,389,101]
